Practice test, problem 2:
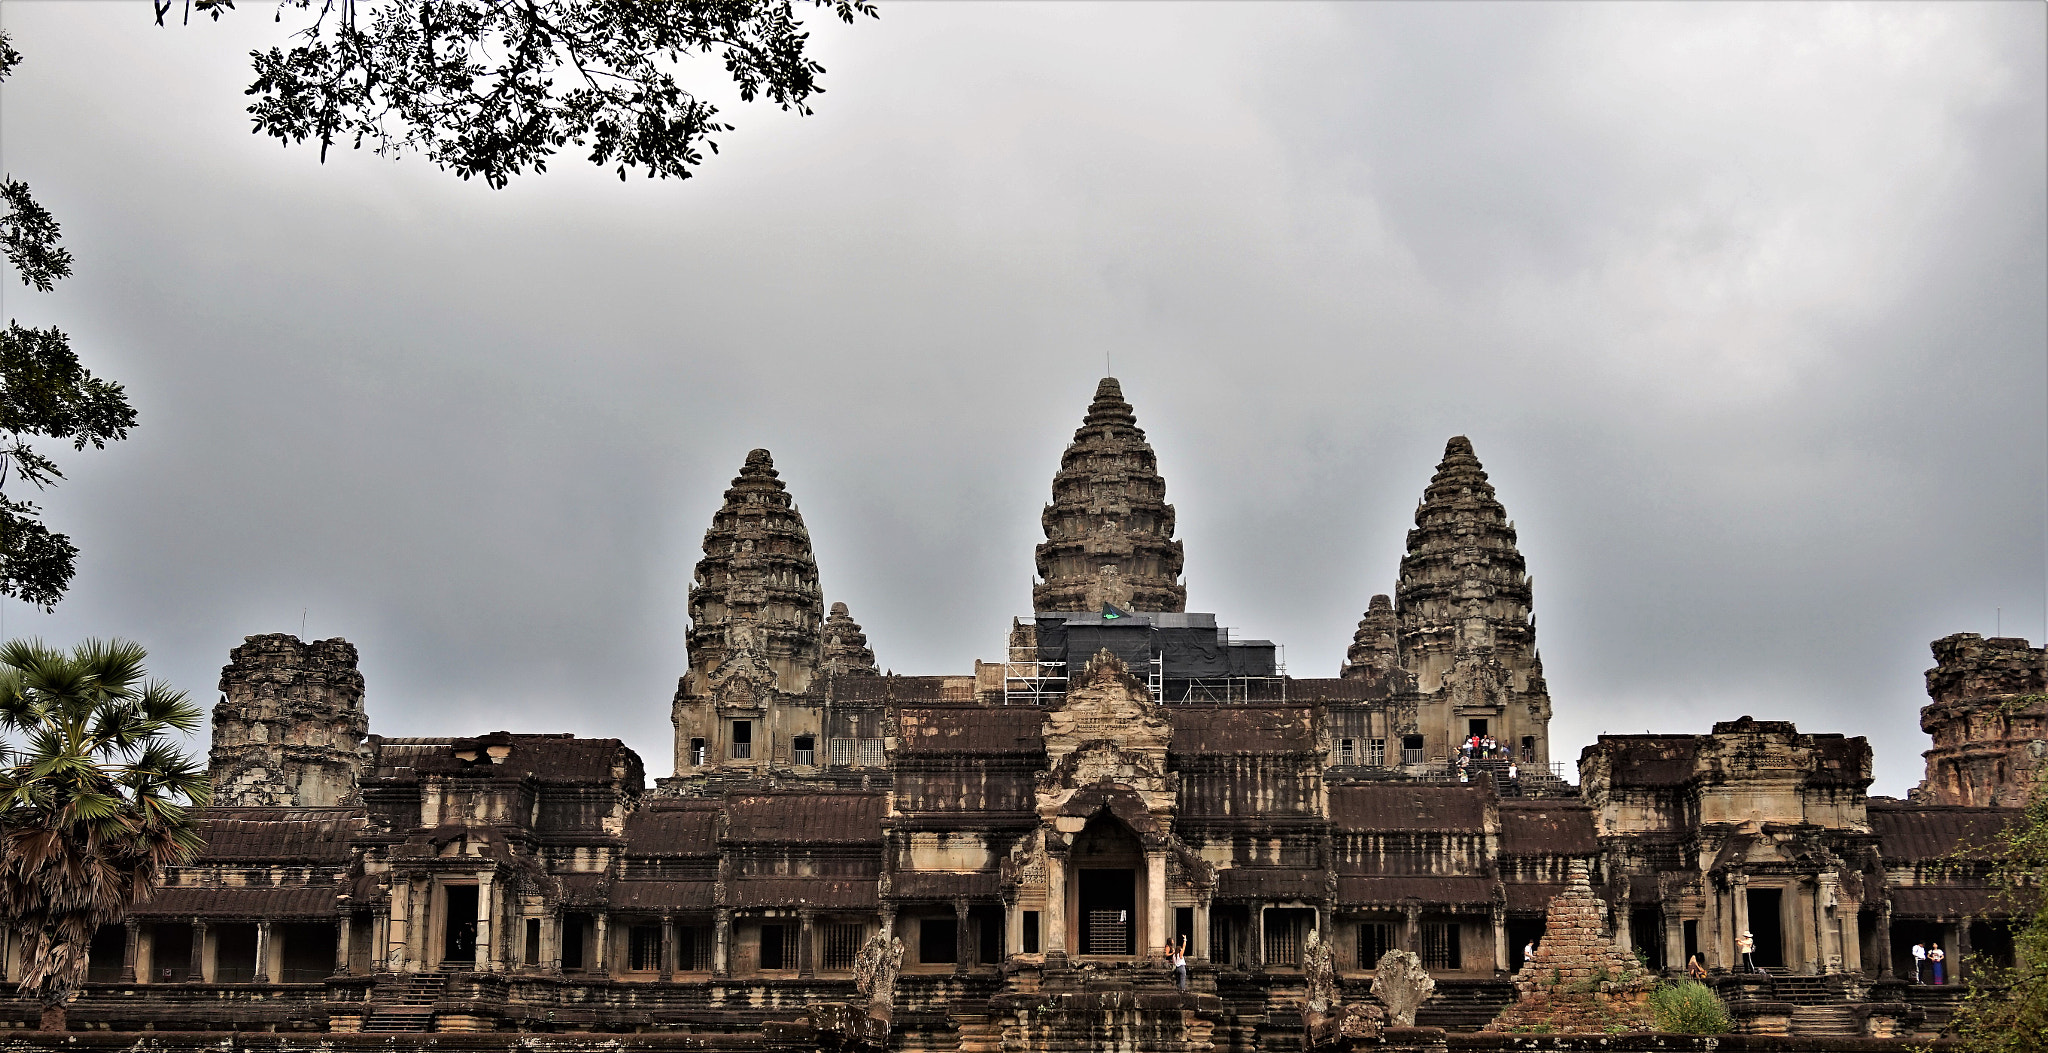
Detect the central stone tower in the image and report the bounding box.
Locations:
[1032,378,1186,613]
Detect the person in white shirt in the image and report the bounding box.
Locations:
[1911,942,1926,983]
[1169,936,1189,992]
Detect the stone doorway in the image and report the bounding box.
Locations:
[1079,869,1136,955]
[443,884,479,968]
[1746,888,1784,969]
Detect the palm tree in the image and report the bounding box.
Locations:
[0,638,208,1030]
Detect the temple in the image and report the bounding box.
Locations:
[12,378,2032,1046]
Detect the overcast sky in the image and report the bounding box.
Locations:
[1,2,2041,795]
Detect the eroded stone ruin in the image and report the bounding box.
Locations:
[14,377,2032,1048]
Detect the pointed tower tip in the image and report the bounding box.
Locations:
[829,601,849,617]
[745,448,775,468]
[1445,435,1475,457]
[1369,594,1392,612]
[1094,377,1124,401]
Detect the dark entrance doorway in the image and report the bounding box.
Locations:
[1467,719,1489,740]
[1073,811,1142,956]
[444,884,479,967]
[1746,888,1784,970]
[1507,919,1545,971]
[1079,869,1135,955]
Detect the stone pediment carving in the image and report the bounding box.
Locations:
[707,646,777,711]
[1040,649,1173,803]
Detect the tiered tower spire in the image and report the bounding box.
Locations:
[822,602,881,677]
[1032,378,1185,613]
[1388,437,1552,762]
[684,449,825,695]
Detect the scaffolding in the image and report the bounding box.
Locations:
[1003,637,1067,706]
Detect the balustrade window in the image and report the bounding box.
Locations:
[1369,738,1386,766]
[1401,735,1425,766]
[857,738,886,767]
[1338,738,1356,765]
[689,738,707,766]
[730,721,753,760]
[823,923,867,971]
[792,735,816,767]
[830,737,855,765]
[760,924,798,971]
[1357,921,1396,970]
[629,925,662,971]
[1421,922,1462,970]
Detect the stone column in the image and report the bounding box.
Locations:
[593,911,610,974]
[1491,906,1509,973]
[1044,851,1068,958]
[476,873,496,972]
[1955,916,1974,985]
[1816,874,1842,974]
[798,910,815,978]
[121,919,140,982]
[712,908,731,978]
[1146,850,1168,960]
[189,920,207,983]
[253,920,272,984]
[1876,900,1896,980]
[1193,894,1212,962]
[1665,912,1686,972]
[1730,874,1750,968]
[371,908,389,975]
[1840,902,1863,976]
[335,915,352,976]
[1401,905,1421,954]
[1249,901,1268,972]
[954,899,972,975]
[660,915,676,981]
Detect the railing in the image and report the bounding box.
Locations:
[730,742,751,760]
[1003,658,1068,706]
[792,748,815,766]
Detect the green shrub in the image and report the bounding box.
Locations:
[1648,980,1732,1035]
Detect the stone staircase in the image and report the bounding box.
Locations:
[1789,1005,1860,1037]
[1414,979,1514,1030]
[362,973,445,1033]
[1768,975,1834,1006]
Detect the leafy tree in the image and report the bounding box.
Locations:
[0,36,141,612]
[161,0,879,188]
[1951,758,2048,1053]
[0,638,208,1030]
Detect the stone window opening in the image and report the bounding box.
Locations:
[730,721,753,760]
[1401,735,1425,766]
[1263,908,1313,968]
[1421,921,1462,970]
[759,923,798,971]
[689,738,707,766]
[1369,738,1386,766]
[920,917,958,965]
[822,922,867,971]
[86,925,127,983]
[857,738,886,767]
[1357,920,1396,970]
[1022,911,1041,954]
[678,924,713,971]
[628,925,662,971]
[1338,738,1356,765]
[792,735,816,767]
[829,737,854,765]
[277,922,335,982]
[524,918,542,966]
[561,914,591,972]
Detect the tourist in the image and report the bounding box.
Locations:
[1523,940,1536,962]
[1687,954,1709,981]
[1507,762,1519,782]
[1928,944,1945,985]
[1170,936,1189,992]
[1911,941,1926,983]
[1737,930,1756,973]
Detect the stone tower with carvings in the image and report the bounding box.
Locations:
[1388,436,1553,764]
[1032,378,1186,613]
[1915,632,2048,807]
[208,634,368,807]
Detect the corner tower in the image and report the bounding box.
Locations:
[671,449,827,780]
[209,634,368,807]
[683,449,825,695]
[1392,436,1553,765]
[1915,633,2047,806]
[1032,378,1186,613]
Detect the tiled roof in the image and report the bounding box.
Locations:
[1889,885,2006,918]
[888,872,999,901]
[1339,876,1496,906]
[1331,783,1490,832]
[893,708,1043,753]
[132,885,338,920]
[1169,707,1316,754]
[1504,882,1568,912]
[195,810,360,862]
[1217,867,1327,900]
[369,734,640,784]
[609,881,716,911]
[733,877,879,909]
[1499,802,1598,854]
[624,804,720,855]
[723,793,885,843]
[1870,804,2018,861]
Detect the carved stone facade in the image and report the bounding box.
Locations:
[209,634,368,808]
[1915,632,2047,806]
[44,377,2032,1047]
[1033,378,1186,614]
